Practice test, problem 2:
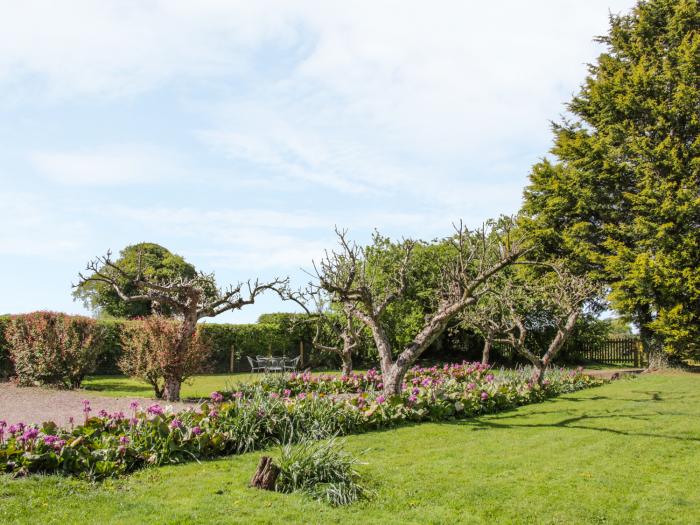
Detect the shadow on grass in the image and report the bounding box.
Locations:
[448,405,700,443]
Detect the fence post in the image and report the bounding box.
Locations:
[229,344,236,373]
[299,340,305,368]
[634,340,641,368]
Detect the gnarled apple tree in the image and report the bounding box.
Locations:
[313,220,528,396]
[76,249,287,401]
[498,265,601,384]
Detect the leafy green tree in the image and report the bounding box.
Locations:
[522,0,700,359]
[73,243,198,318]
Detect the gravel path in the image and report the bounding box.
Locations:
[0,382,198,427]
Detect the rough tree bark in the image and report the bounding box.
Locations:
[482,332,493,365]
[250,456,280,491]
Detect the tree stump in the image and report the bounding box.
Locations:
[250,456,280,491]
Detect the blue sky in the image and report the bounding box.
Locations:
[0,0,635,323]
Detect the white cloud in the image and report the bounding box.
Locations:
[0,191,88,256]
[29,145,185,186]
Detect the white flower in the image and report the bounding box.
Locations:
[454,401,464,412]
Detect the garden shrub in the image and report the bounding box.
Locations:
[5,311,103,388]
[119,317,212,399]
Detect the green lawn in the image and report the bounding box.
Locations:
[2,373,698,524]
[82,370,356,400]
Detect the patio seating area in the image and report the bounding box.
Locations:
[246,355,301,373]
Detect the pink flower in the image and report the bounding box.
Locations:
[283,389,291,397]
[169,419,182,430]
[297,393,306,400]
[269,392,280,399]
[486,374,495,383]
[208,409,219,418]
[119,436,130,445]
[147,404,164,416]
[467,383,476,390]
[129,401,140,411]
[210,392,224,403]
[376,395,386,405]
[408,395,417,404]
[98,409,109,418]
[192,426,202,435]
[480,392,489,400]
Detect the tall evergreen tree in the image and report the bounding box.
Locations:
[522,0,700,358]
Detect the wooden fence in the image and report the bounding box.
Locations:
[572,337,645,367]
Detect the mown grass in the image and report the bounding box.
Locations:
[82,370,358,400]
[2,373,698,524]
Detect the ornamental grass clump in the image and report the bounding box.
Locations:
[274,437,372,506]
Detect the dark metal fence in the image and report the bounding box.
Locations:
[571,336,644,367]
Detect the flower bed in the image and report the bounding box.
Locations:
[0,363,603,479]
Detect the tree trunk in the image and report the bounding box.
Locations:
[382,364,404,396]
[250,456,280,490]
[340,351,353,376]
[163,376,182,402]
[531,361,546,385]
[482,335,492,365]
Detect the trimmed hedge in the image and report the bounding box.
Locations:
[0,313,327,378]
[94,319,316,374]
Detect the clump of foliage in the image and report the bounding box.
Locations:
[119,316,212,399]
[5,311,103,388]
[72,242,199,318]
[274,437,372,506]
[521,0,700,360]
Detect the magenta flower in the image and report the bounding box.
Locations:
[23,427,39,440]
[147,404,164,416]
[119,436,130,445]
[486,374,495,383]
[208,409,219,418]
[191,426,202,435]
[480,392,489,400]
[376,395,386,405]
[169,419,182,430]
[408,395,417,404]
[98,409,109,418]
[210,391,224,403]
[297,393,307,400]
[129,417,139,426]
[129,400,140,411]
[467,383,476,390]
[283,389,291,397]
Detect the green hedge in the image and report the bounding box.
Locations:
[0,312,347,379]
[92,318,319,374]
